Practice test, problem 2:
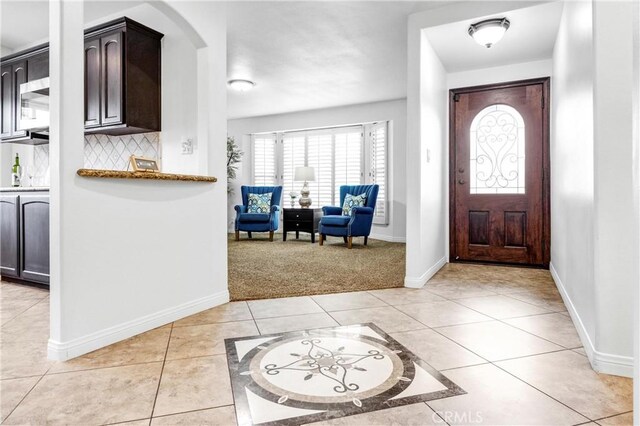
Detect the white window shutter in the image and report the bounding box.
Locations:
[334,128,363,204]
[252,134,277,186]
[369,122,388,224]
[282,133,306,203]
[306,130,334,207]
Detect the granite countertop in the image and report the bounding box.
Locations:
[77,169,217,183]
[0,187,50,192]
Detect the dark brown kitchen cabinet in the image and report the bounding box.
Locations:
[19,195,50,284]
[11,61,27,139]
[84,37,101,128]
[1,44,49,144]
[0,195,20,278]
[1,16,163,143]
[26,51,49,82]
[84,17,163,135]
[0,65,11,138]
[0,192,49,286]
[0,60,28,140]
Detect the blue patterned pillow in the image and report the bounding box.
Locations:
[247,192,272,214]
[342,193,367,216]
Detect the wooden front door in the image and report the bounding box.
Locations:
[450,78,550,267]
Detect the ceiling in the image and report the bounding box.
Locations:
[0,1,142,51]
[226,1,449,119]
[1,1,563,120]
[424,2,563,73]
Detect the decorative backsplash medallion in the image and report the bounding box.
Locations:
[225,323,465,425]
[84,132,161,171]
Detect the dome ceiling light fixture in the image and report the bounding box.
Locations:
[228,79,256,92]
[468,17,511,48]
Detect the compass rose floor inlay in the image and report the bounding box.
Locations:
[225,323,465,425]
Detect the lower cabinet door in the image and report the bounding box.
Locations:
[0,195,20,278]
[20,195,50,284]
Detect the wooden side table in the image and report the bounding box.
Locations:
[283,208,323,243]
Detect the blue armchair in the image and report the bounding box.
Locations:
[319,184,379,249]
[234,185,283,241]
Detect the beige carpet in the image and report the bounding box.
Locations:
[228,233,405,301]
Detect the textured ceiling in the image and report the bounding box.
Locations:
[226,1,450,119]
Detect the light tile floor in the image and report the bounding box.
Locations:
[0,263,633,425]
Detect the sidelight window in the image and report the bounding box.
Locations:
[469,104,525,194]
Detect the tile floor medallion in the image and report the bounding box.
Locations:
[226,323,465,426]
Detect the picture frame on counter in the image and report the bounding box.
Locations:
[129,156,160,173]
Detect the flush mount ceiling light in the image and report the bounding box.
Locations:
[468,18,511,48]
[228,79,256,92]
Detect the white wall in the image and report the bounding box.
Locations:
[550,0,597,356]
[0,45,12,57]
[549,0,635,378]
[48,0,228,360]
[591,0,635,373]
[404,28,448,287]
[632,0,640,420]
[227,99,407,242]
[447,59,552,89]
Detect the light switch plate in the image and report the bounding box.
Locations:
[181,138,193,155]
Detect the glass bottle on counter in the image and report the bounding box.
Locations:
[11,154,21,187]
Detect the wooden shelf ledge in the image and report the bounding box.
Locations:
[77,169,217,183]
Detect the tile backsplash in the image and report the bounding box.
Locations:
[84,132,161,170]
[34,145,50,185]
[17,132,161,187]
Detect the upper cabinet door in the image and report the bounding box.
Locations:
[27,52,49,81]
[0,65,12,138]
[84,37,101,128]
[11,61,27,138]
[100,31,123,126]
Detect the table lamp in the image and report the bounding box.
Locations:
[294,166,316,208]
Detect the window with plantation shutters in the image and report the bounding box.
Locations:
[334,129,363,204]
[368,122,388,224]
[252,133,277,186]
[306,131,335,207]
[282,133,306,202]
[251,121,387,223]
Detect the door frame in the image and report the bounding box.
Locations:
[448,77,551,268]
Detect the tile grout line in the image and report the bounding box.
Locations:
[422,319,595,422]
[491,361,596,422]
[443,297,578,350]
[148,404,237,423]
[44,359,166,377]
[2,363,55,423]
[0,296,49,328]
[148,321,175,424]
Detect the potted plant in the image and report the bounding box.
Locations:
[227,136,243,194]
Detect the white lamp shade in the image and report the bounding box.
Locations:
[294,166,316,181]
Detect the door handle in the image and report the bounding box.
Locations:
[458,179,465,185]
[458,168,464,173]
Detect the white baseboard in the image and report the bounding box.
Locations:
[369,233,406,243]
[404,257,447,289]
[47,290,229,361]
[550,262,633,378]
